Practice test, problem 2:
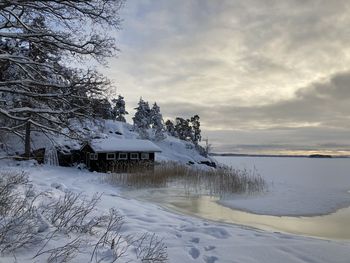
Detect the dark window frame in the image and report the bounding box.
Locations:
[130,153,139,160]
[141,153,150,160]
[118,153,128,160]
[90,153,98,160]
[106,153,116,160]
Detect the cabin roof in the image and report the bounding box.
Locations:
[85,138,162,153]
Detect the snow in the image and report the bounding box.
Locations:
[0,119,214,168]
[2,121,350,262]
[216,156,350,216]
[1,162,350,263]
[89,138,162,153]
[89,120,214,166]
[155,135,210,164]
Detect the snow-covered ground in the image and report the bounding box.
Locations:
[1,162,350,263]
[216,156,350,216]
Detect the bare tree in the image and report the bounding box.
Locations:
[0,0,124,157]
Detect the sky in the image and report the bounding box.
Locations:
[104,0,350,155]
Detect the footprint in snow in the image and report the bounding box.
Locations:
[203,227,230,239]
[203,255,218,263]
[204,245,216,251]
[190,237,200,244]
[50,182,67,191]
[188,247,200,259]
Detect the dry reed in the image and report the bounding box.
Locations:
[103,162,267,196]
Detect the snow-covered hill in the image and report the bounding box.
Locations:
[0,119,215,168]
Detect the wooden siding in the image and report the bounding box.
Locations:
[57,143,157,173]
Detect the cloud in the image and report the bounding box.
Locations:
[159,71,350,152]
[160,70,350,127]
[103,0,350,153]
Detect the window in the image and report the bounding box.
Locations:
[141,153,150,160]
[118,153,128,160]
[90,153,98,160]
[130,153,139,160]
[106,153,116,160]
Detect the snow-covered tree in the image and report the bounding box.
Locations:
[112,95,128,122]
[150,102,165,141]
[0,0,124,157]
[91,98,114,120]
[133,98,151,139]
[175,117,192,141]
[165,120,177,137]
[172,115,202,144]
[190,115,201,145]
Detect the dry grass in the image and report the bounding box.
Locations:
[103,162,267,196]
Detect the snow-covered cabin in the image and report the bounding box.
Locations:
[80,138,162,172]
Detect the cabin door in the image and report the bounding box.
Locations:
[86,152,90,168]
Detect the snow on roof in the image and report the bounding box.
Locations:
[87,138,162,153]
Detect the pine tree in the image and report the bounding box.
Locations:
[133,98,151,139]
[112,95,128,122]
[150,102,165,141]
[190,115,201,145]
[175,117,192,141]
[165,120,177,137]
[91,98,114,119]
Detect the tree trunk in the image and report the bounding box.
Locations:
[24,121,31,159]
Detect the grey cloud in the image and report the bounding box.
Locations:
[109,0,350,105]
[171,71,350,127]
[159,71,350,152]
[104,0,350,153]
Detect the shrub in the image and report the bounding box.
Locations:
[41,192,103,233]
[135,233,168,263]
[0,171,43,253]
[0,171,168,262]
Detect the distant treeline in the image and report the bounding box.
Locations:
[211,153,348,158]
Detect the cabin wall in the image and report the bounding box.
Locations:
[80,148,157,173]
[56,141,159,173]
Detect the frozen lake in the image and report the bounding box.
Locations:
[216,156,350,216]
[127,156,350,240]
